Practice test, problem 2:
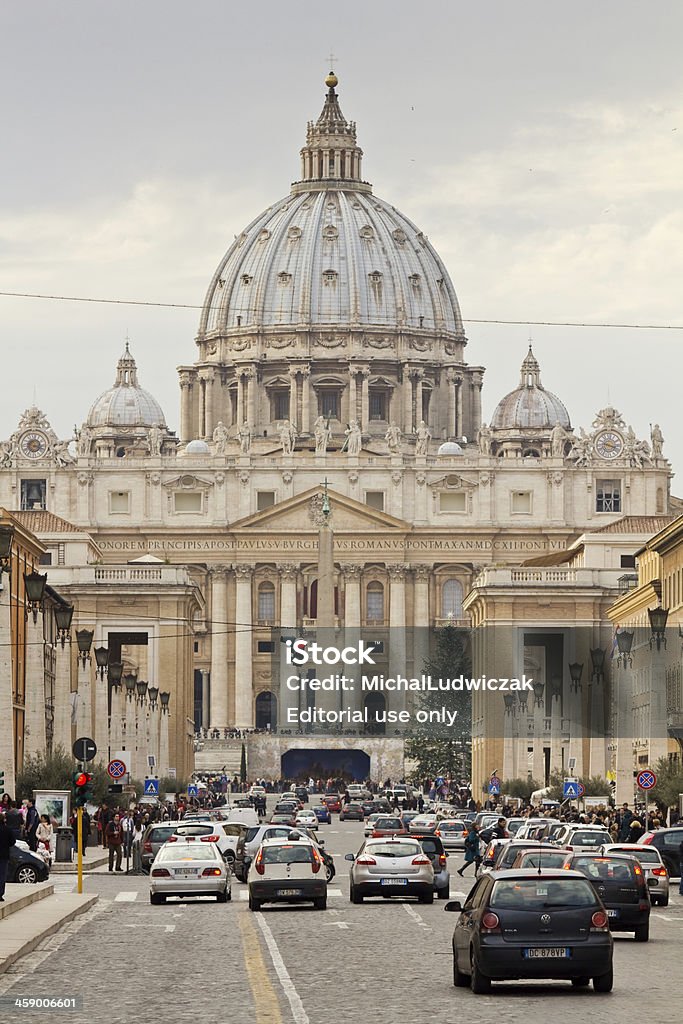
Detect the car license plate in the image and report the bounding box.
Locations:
[607,909,619,918]
[175,868,197,875]
[523,948,570,959]
[277,889,302,897]
[381,878,407,885]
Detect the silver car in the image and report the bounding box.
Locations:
[435,819,467,850]
[346,836,434,903]
[600,843,670,906]
[149,839,231,903]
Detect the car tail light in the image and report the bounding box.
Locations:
[356,855,377,866]
[435,829,442,837]
[202,867,223,876]
[639,900,649,911]
[167,836,178,843]
[480,911,500,933]
[151,868,170,877]
[311,849,322,874]
[412,855,431,866]
[254,851,265,875]
[641,834,653,845]
[143,841,153,853]
[371,830,382,837]
[200,835,219,843]
[652,867,668,877]
[591,910,608,930]
[438,854,447,869]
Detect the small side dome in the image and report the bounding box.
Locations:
[491,345,571,431]
[87,342,167,429]
[182,439,211,456]
[437,441,464,456]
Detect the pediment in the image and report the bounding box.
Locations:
[231,487,410,533]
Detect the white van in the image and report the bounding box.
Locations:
[225,807,260,828]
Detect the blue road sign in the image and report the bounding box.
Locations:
[187,784,198,797]
[488,776,501,795]
[563,779,579,799]
[637,769,657,790]
[143,778,159,796]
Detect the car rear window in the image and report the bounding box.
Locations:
[609,847,660,864]
[150,827,178,843]
[374,818,402,829]
[572,857,638,881]
[262,846,313,864]
[175,825,214,836]
[491,878,598,909]
[571,831,611,846]
[517,851,568,868]
[245,827,260,843]
[417,838,442,855]
[440,822,463,831]
[662,830,683,846]
[157,845,218,861]
[366,843,421,858]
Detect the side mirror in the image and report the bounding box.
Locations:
[444,900,462,912]
[318,839,325,848]
[344,853,355,862]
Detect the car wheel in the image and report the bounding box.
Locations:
[248,894,261,912]
[593,969,614,993]
[437,886,450,900]
[634,923,649,942]
[314,897,327,910]
[16,866,38,884]
[325,864,335,883]
[350,885,363,904]
[150,893,165,905]
[571,977,590,987]
[470,954,491,994]
[658,897,669,907]
[216,891,229,903]
[453,953,469,988]
[419,891,434,905]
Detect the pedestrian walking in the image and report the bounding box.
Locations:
[105,815,124,871]
[4,800,23,843]
[25,799,39,852]
[457,823,482,878]
[0,814,17,901]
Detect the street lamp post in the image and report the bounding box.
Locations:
[52,604,74,753]
[93,646,109,765]
[23,570,48,757]
[75,629,94,739]
[108,661,124,754]
[159,691,171,778]
[0,525,15,795]
[123,673,137,773]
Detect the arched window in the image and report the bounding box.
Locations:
[442,579,463,621]
[257,581,275,623]
[255,691,277,730]
[366,581,385,623]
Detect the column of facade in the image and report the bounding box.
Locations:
[415,373,423,428]
[148,699,160,770]
[446,370,457,437]
[24,613,46,759]
[289,369,299,430]
[0,570,15,796]
[234,566,254,728]
[388,565,408,710]
[278,564,298,630]
[201,369,215,438]
[246,367,257,427]
[53,643,72,754]
[402,367,413,432]
[412,565,430,677]
[179,373,194,443]
[159,706,170,777]
[209,566,229,729]
[360,368,370,429]
[348,369,357,424]
[301,367,311,434]
[76,657,93,742]
[124,686,136,768]
[471,371,484,437]
[340,564,362,715]
[532,686,546,784]
[589,668,606,779]
[109,682,123,755]
[236,372,245,425]
[549,682,563,773]
[198,378,206,439]
[567,674,584,778]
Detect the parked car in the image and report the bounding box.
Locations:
[563,851,651,941]
[247,834,327,911]
[638,827,683,878]
[7,843,50,884]
[149,838,230,904]
[346,835,434,903]
[599,843,669,906]
[445,869,614,993]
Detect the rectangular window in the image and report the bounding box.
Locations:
[273,391,290,420]
[109,491,130,514]
[174,492,203,513]
[318,390,340,419]
[620,554,636,568]
[257,641,275,654]
[511,491,532,514]
[369,391,387,420]
[366,590,384,621]
[439,492,467,513]
[257,491,276,511]
[365,491,385,511]
[20,479,46,510]
[39,552,52,565]
[596,480,621,513]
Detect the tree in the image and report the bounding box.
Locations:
[545,770,612,803]
[501,777,541,802]
[649,757,683,815]
[405,626,471,782]
[16,746,113,807]
[240,742,247,784]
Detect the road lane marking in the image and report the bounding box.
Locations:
[255,914,310,1024]
[327,888,342,896]
[402,903,431,930]
[114,891,139,902]
[238,910,284,1024]
[322,921,349,929]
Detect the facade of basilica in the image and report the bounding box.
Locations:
[0,73,676,790]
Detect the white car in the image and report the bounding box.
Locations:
[295,810,319,830]
[247,834,328,910]
[172,820,245,864]
[435,819,467,850]
[149,838,231,903]
[554,824,613,852]
[364,813,383,837]
[408,814,439,833]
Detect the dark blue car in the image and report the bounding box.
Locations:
[313,804,331,824]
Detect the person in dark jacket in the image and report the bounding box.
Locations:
[457,824,482,877]
[4,801,23,843]
[0,816,17,901]
[25,799,39,852]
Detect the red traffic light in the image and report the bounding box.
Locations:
[75,772,88,787]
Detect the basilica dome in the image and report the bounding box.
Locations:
[491,347,571,431]
[87,344,167,429]
[197,75,463,341]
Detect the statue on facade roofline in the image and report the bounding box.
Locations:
[279,419,297,455]
[415,420,431,455]
[237,421,252,455]
[385,422,402,454]
[212,421,229,455]
[650,423,664,457]
[344,420,362,456]
[313,415,331,454]
[550,421,566,458]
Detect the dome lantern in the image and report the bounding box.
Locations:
[295,72,367,191]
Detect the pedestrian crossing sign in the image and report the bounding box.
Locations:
[143,778,159,796]
[563,779,579,799]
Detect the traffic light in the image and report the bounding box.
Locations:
[0,769,5,794]
[72,770,94,807]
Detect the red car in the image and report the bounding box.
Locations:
[371,816,407,837]
[322,794,342,813]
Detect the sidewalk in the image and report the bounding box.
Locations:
[50,850,109,874]
[0,883,97,975]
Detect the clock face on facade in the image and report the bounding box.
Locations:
[19,430,49,459]
[594,430,624,459]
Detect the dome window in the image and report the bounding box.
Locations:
[322,269,338,287]
[278,271,292,286]
[322,225,339,240]
[241,274,253,286]
[257,229,271,243]
[287,226,302,241]
[368,271,383,304]
[408,273,421,292]
[360,225,375,240]
[392,228,407,247]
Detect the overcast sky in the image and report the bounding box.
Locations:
[1,1,682,480]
